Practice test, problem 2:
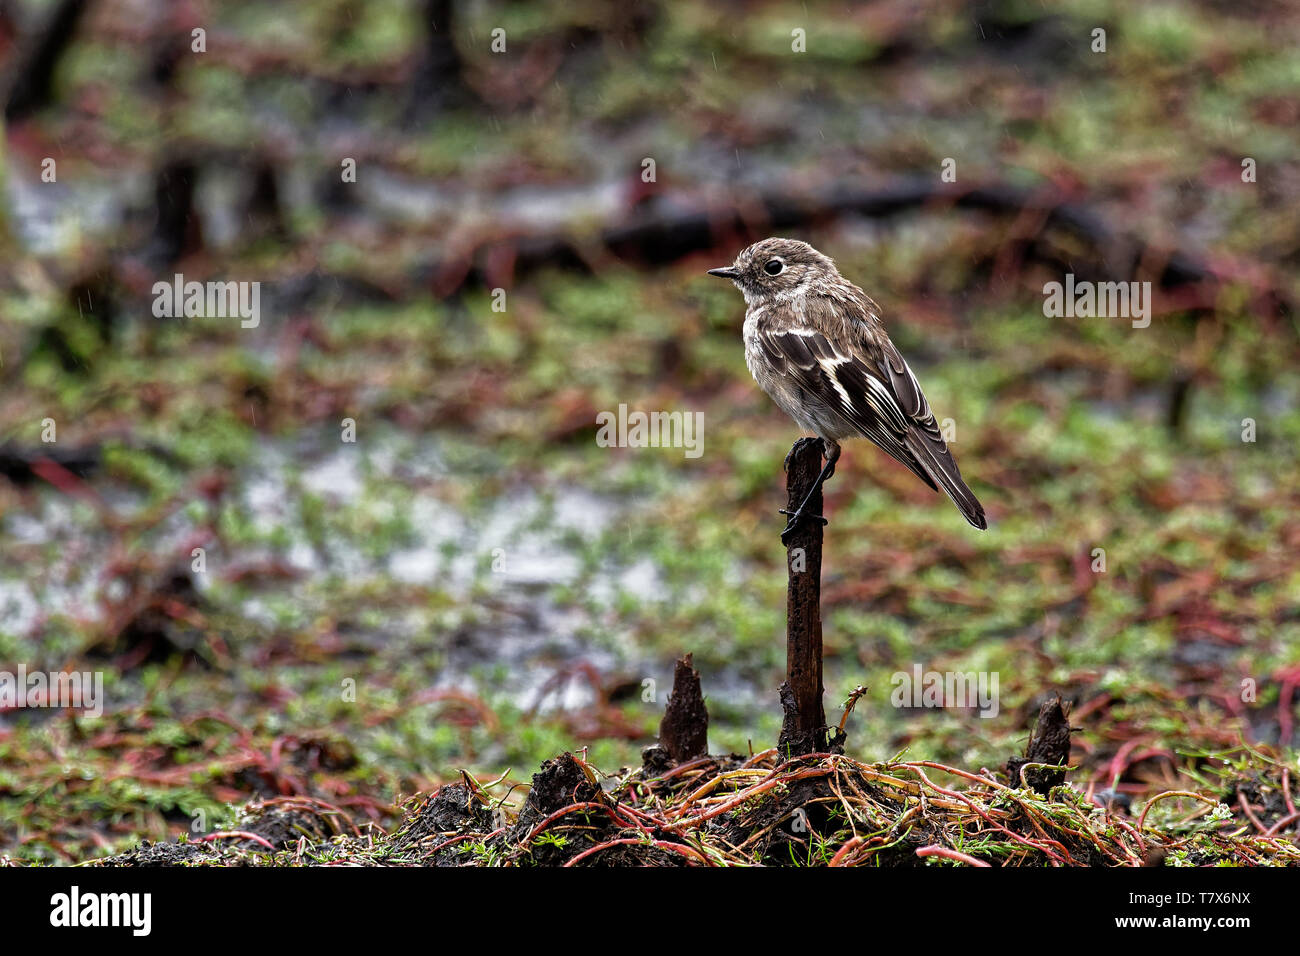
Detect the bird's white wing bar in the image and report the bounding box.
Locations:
[756,327,940,491]
[759,328,909,435]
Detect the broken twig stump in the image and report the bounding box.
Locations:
[778,437,833,756]
[1006,695,1074,796]
[643,654,709,772]
[658,654,709,763]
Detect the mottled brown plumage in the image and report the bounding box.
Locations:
[708,237,987,531]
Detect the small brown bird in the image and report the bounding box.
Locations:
[708,237,986,539]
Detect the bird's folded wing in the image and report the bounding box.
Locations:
[872,337,987,529]
[755,326,940,491]
[757,317,986,529]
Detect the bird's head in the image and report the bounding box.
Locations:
[707,237,838,302]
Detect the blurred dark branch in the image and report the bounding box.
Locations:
[0,444,101,485]
[75,170,1293,348]
[244,154,292,244]
[459,178,1286,322]
[407,0,476,118]
[146,155,204,267]
[3,0,90,122]
[0,437,184,487]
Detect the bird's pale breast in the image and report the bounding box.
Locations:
[743,301,855,440]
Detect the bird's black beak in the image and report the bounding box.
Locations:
[707,267,739,279]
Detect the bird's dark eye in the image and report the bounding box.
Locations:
[764,259,784,275]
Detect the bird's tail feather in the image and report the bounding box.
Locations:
[905,433,987,530]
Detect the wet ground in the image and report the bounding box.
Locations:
[1,0,1298,863]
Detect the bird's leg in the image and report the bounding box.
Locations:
[780,439,840,542]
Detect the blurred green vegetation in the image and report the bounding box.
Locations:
[0,0,1298,863]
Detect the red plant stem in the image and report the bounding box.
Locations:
[906,764,1072,865]
[1109,817,1147,860]
[1264,812,1300,837]
[667,767,835,830]
[563,838,709,867]
[193,831,275,850]
[1107,737,1147,790]
[428,828,506,854]
[645,755,717,783]
[828,837,864,867]
[1278,670,1300,747]
[916,845,991,867]
[521,801,647,846]
[1237,792,1268,835]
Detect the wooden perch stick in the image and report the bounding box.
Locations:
[778,437,828,756]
